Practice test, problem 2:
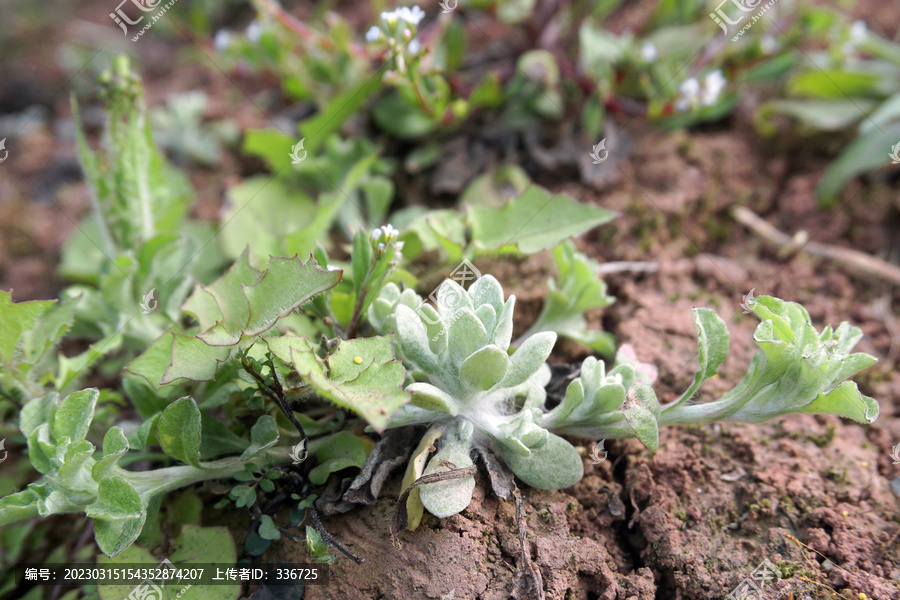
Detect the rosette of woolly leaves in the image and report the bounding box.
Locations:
[381,275,582,518]
[367,282,423,336]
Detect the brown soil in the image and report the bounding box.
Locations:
[2,0,899,599]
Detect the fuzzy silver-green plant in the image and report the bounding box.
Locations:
[369,276,879,524]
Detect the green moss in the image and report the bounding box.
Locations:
[675,508,688,521]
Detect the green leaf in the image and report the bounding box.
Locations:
[418,422,476,518]
[407,382,461,415]
[372,92,438,139]
[242,129,296,171]
[89,478,146,557]
[501,333,555,388]
[468,186,617,253]
[459,345,510,392]
[308,432,367,485]
[669,308,729,407]
[230,485,256,508]
[157,397,202,467]
[52,388,99,443]
[621,384,661,450]
[282,335,411,431]
[298,76,381,154]
[787,70,882,99]
[816,121,900,206]
[0,291,54,363]
[241,415,280,460]
[258,515,281,540]
[498,432,583,490]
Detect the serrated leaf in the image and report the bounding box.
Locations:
[286,336,411,431]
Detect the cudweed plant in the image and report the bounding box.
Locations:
[367,274,878,523]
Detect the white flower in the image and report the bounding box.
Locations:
[407,37,421,55]
[701,69,727,106]
[371,227,383,241]
[849,20,868,42]
[326,265,342,272]
[245,20,262,43]
[382,223,399,239]
[213,30,231,52]
[679,77,701,100]
[366,25,382,43]
[380,5,425,27]
[674,97,689,112]
[400,5,426,26]
[640,41,658,62]
[377,243,386,252]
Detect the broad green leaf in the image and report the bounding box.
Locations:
[459,346,510,392]
[498,432,582,490]
[52,389,99,443]
[161,333,231,384]
[0,291,54,362]
[418,422,476,518]
[407,382,461,415]
[787,70,882,99]
[89,478,146,557]
[241,415,279,460]
[308,432,367,485]
[157,397,202,467]
[241,129,296,171]
[468,186,617,253]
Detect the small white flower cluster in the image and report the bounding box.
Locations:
[842,20,869,56]
[213,20,264,52]
[675,69,727,112]
[371,223,403,253]
[365,5,425,55]
[640,41,658,63]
